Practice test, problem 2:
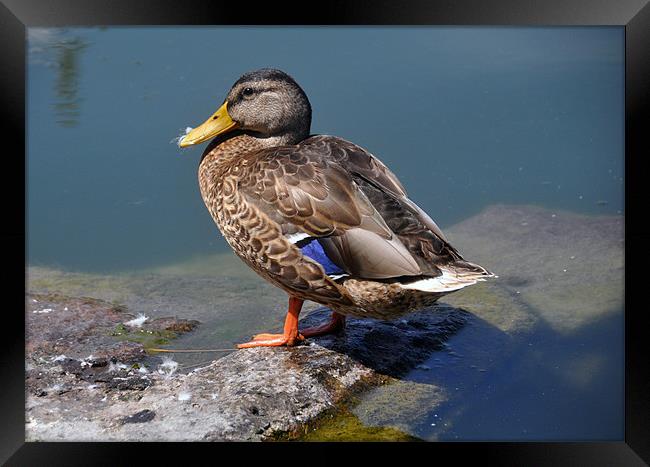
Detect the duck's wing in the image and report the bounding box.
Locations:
[237,139,426,279]
[308,135,450,243]
[304,136,468,272]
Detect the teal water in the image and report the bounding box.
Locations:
[26,27,624,442]
[27,27,623,273]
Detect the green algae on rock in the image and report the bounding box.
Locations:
[444,204,623,334]
[299,407,423,442]
[442,281,535,334]
[351,379,447,435]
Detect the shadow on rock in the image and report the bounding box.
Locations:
[298,303,471,378]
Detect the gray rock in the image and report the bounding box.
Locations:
[26,302,467,441]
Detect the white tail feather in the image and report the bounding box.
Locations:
[399,268,493,293]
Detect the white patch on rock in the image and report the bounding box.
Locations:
[108,361,128,373]
[158,357,179,378]
[33,308,53,314]
[124,313,148,327]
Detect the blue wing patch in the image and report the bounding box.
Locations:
[299,238,346,276]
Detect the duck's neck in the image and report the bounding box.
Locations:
[199,130,305,166]
[198,131,307,203]
[199,132,263,167]
[250,132,304,148]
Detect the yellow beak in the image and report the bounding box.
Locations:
[179,102,238,147]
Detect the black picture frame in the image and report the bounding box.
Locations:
[4,0,649,464]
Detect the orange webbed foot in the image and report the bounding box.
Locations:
[236,333,304,348]
[236,296,306,349]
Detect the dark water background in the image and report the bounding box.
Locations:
[26,27,624,442]
[407,310,624,441]
[27,27,623,273]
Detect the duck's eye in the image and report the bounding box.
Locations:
[242,87,255,98]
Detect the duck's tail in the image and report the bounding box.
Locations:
[398,260,496,293]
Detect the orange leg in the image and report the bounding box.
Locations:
[300,311,346,338]
[237,297,305,348]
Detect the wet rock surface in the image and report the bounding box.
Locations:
[26,295,467,441]
[25,204,624,441]
[443,204,624,333]
[25,294,201,437]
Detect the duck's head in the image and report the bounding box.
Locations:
[179,68,312,148]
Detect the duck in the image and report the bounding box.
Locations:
[179,68,494,349]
